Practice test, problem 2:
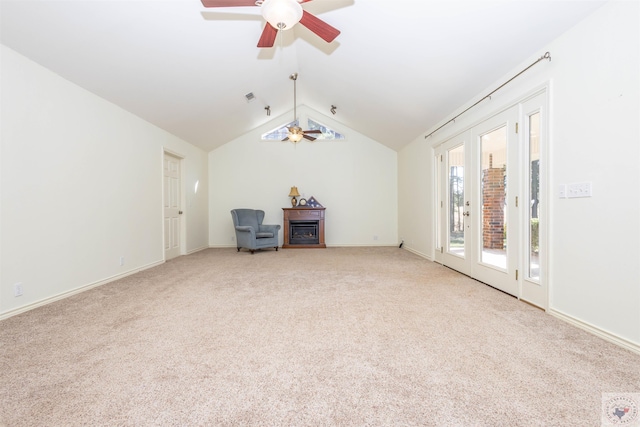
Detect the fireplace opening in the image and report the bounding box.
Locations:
[289,221,319,245]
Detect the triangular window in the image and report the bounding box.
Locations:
[261,120,298,141]
[307,118,345,140]
[261,118,345,141]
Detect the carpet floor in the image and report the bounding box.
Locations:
[1,247,639,426]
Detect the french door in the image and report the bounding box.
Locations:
[435,92,547,308]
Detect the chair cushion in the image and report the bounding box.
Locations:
[234,209,260,230]
[256,232,274,238]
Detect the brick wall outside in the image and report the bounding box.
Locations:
[482,154,505,250]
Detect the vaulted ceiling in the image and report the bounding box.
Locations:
[0,0,606,152]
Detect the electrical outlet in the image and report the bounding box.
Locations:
[373,235,379,241]
[567,182,592,198]
[119,256,125,266]
[231,236,235,242]
[14,283,23,297]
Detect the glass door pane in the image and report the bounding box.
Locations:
[480,126,507,270]
[448,145,465,257]
[528,112,540,281]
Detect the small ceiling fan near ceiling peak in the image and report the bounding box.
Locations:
[200,0,340,48]
[285,73,322,143]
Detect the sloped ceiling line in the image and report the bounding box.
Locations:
[425,52,552,140]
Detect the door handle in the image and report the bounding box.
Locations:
[179,211,183,215]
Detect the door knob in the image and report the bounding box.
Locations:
[179,211,183,215]
[463,211,470,217]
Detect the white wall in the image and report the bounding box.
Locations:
[0,46,209,317]
[398,141,433,259]
[398,1,640,348]
[209,105,398,247]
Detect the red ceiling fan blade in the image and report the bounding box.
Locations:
[257,23,278,48]
[299,10,340,43]
[201,0,258,7]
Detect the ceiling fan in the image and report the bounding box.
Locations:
[200,0,341,48]
[284,73,322,143]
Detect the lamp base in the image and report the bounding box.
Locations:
[291,197,298,207]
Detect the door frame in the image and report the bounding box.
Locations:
[162,148,186,260]
[432,85,549,309]
[519,92,549,309]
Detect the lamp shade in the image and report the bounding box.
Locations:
[288,186,301,197]
[261,0,303,30]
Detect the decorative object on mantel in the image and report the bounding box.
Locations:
[306,196,323,208]
[288,186,301,207]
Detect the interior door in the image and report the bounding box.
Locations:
[163,152,182,260]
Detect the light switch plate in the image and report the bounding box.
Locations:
[567,182,592,198]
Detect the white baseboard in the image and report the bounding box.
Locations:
[186,246,209,255]
[0,260,165,321]
[549,308,640,356]
[403,246,434,261]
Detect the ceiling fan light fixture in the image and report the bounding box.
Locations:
[288,133,304,143]
[261,0,303,31]
[287,126,304,143]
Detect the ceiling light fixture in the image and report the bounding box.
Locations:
[284,72,322,143]
[261,0,303,31]
[330,105,337,115]
[287,72,301,143]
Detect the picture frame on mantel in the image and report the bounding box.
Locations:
[306,196,323,208]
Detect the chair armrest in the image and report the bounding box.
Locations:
[259,224,281,234]
[235,225,256,236]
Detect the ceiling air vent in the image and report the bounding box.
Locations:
[245,92,256,102]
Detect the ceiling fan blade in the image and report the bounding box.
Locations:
[303,134,317,141]
[299,10,340,43]
[304,129,322,134]
[201,0,258,7]
[257,23,278,48]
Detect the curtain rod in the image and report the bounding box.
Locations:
[424,51,551,140]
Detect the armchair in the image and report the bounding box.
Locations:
[230,209,281,254]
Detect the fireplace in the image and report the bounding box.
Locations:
[282,207,326,248]
[289,221,319,245]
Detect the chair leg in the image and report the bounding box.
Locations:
[237,247,240,252]
[250,250,255,254]
[275,247,278,251]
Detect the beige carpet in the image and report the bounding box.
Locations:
[1,247,639,426]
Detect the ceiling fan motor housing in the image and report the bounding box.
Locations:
[261,0,303,30]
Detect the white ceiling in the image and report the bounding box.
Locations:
[0,0,606,152]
